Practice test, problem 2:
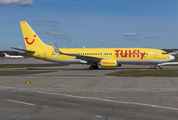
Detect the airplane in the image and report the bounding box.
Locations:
[3,53,24,59]
[11,21,175,69]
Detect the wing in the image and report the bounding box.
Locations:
[50,42,102,63]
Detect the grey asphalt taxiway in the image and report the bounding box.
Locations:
[0,59,178,120]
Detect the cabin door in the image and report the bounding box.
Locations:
[153,51,157,58]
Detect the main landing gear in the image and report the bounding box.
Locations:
[90,64,99,70]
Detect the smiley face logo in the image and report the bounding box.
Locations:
[25,35,36,45]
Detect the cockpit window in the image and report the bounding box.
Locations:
[162,52,168,55]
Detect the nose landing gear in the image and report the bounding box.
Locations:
[150,66,162,70]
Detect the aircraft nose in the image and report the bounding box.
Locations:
[170,55,175,61]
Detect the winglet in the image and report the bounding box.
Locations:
[50,41,62,58]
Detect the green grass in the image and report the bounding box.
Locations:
[106,70,178,77]
[0,71,56,76]
[0,64,69,68]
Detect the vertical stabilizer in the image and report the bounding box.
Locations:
[3,53,9,58]
[20,21,46,51]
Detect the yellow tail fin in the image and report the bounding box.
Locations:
[20,21,46,51]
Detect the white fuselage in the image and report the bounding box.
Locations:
[4,53,24,59]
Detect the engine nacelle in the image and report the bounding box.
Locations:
[100,59,121,67]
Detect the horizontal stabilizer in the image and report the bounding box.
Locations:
[11,47,35,53]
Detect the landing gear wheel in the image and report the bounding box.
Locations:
[150,66,162,70]
[94,65,98,69]
[90,66,94,70]
[89,65,99,70]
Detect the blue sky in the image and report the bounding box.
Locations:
[0,0,178,50]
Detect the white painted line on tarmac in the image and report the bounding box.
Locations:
[7,99,36,106]
[0,86,10,88]
[95,115,102,118]
[37,91,178,111]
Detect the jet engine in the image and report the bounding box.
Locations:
[100,59,121,67]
